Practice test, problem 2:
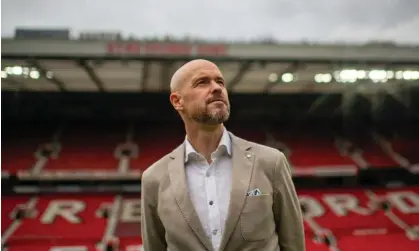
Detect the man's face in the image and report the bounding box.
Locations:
[171,62,230,125]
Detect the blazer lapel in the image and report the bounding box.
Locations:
[167,144,213,251]
[219,133,255,251]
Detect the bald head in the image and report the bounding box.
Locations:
[169,58,230,125]
[170,59,219,93]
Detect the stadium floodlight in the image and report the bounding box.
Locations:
[395,71,404,80]
[46,71,54,79]
[314,74,322,83]
[356,70,367,79]
[331,68,418,83]
[368,70,387,83]
[403,70,419,80]
[403,71,411,80]
[2,65,43,80]
[268,73,278,83]
[323,73,332,83]
[386,71,394,79]
[281,73,293,83]
[23,67,30,75]
[339,69,358,83]
[314,73,332,83]
[12,66,23,75]
[29,70,40,79]
[333,71,341,82]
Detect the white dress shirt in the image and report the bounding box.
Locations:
[184,129,233,251]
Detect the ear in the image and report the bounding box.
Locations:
[169,92,184,111]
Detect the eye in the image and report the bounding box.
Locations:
[195,78,207,86]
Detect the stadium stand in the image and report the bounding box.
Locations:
[1,125,57,175]
[301,187,419,251]
[2,31,419,251]
[129,125,184,171]
[269,130,357,175]
[352,139,399,168]
[4,123,417,176]
[1,188,418,251]
[390,138,419,165]
[44,124,126,172]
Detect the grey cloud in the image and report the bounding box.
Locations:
[1,0,418,44]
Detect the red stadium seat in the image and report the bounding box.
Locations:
[4,194,114,247]
[129,127,184,171]
[391,139,419,164]
[299,187,419,251]
[2,193,142,251]
[272,132,357,175]
[304,237,330,251]
[357,140,398,167]
[6,243,99,251]
[2,127,55,174]
[1,196,32,235]
[2,188,418,251]
[45,125,125,172]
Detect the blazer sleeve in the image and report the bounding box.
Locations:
[273,151,306,251]
[141,171,167,251]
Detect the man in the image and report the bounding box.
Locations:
[141,59,305,251]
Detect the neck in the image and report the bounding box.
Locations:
[185,122,225,161]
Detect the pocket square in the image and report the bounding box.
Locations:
[247,188,263,196]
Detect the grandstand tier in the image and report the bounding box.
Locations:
[2,194,143,251]
[2,187,418,251]
[3,123,418,177]
[300,187,419,251]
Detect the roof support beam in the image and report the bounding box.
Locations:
[78,60,105,92]
[29,60,67,92]
[160,61,173,92]
[307,94,333,114]
[227,61,252,91]
[262,62,301,93]
[140,61,150,92]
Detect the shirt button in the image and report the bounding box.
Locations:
[212,229,218,235]
[206,172,210,177]
[209,200,214,205]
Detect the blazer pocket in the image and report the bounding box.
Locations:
[240,194,275,241]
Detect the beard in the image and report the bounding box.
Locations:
[191,102,231,125]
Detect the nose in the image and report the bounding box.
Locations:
[210,80,222,94]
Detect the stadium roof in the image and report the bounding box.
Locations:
[2,38,419,93]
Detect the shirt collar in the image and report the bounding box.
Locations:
[184,128,232,163]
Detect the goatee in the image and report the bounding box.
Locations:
[192,107,230,125]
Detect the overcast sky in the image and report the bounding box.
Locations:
[2,0,419,44]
